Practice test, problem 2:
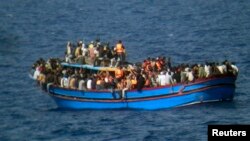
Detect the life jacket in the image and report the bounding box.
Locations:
[108,76,114,83]
[144,79,150,87]
[96,79,101,85]
[142,62,147,69]
[115,69,124,79]
[131,79,137,89]
[145,61,151,71]
[116,43,124,53]
[131,79,137,85]
[156,61,162,71]
[159,59,164,66]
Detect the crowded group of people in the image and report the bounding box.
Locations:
[65,38,126,67]
[32,39,239,94]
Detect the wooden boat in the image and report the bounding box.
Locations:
[44,63,237,110]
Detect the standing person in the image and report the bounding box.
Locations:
[186,69,194,82]
[136,73,145,92]
[81,41,88,57]
[165,71,174,85]
[114,40,125,65]
[88,41,95,65]
[74,41,82,62]
[157,71,166,86]
[65,41,73,63]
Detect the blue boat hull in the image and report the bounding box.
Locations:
[47,77,236,110]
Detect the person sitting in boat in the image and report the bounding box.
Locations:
[210,63,221,77]
[224,60,235,75]
[69,75,77,89]
[37,69,47,89]
[60,72,69,88]
[180,66,187,83]
[204,62,211,78]
[78,78,86,90]
[129,74,137,89]
[172,67,181,84]
[86,76,92,90]
[96,76,104,90]
[115,66,124,82]
[231,62,239,76]
[107,75,116,90]
[150,58,157,72]
[114,40,126,65]
[165,71,174,85]
[142,58,152,72]
[91,74,97,89]
[157,71,166,86]
[33,64,42,80]
[198,64,206,78]
[136,72,145,92]
[149,72,158,87]
[186,68,194,82]
[155,57,163,72]
[121,76,132,99]
[143,74,151,88]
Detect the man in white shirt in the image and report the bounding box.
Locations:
[165,72,173,85]
[186,69,194,82]
[231,62,239,75]
[157,72,167,86]
[87,78,92,89]
[204,64,211,77]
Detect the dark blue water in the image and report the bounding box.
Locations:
[1,0,250,140]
